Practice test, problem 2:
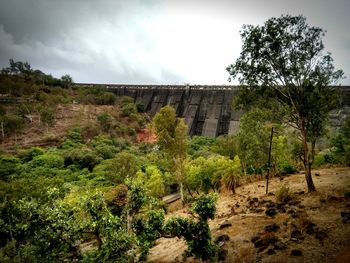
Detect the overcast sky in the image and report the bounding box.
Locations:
[0,0,349,85]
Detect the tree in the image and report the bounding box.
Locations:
[164,194,218,261]
[152,106,188,203]
[227,15,344,192]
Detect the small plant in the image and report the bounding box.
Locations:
[275,186,293,203]
[345,190,350,199]
[164,194,218,261]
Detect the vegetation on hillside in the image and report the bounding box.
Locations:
[1,14,350,261]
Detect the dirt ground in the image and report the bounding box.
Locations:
[148,167,350,263]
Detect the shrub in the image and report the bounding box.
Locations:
[64,149,102,172]
[18,147,45,162]
[164,194,218,261]
[97,112,112,132]
[0,155,21,180]
[30,153,64,169]
[275,186,292,203]
[278,160,297,175]
[121,103,138,117]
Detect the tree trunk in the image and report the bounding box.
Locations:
[185,183,193,198]
[180,183,184,207]
[95,231,102,250]
[304,159,316,192]
[301,125,316,192]
[1,121,4,140]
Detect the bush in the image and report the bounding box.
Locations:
[164,194,218,261]
[64,149,102,172]
[121,103,137,117]
[0,155,21,180]
[275,186,292,203]
[18,147,45,162]
[30,153,64,169]
[278,161,297,175]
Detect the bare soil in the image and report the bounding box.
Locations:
[0,104,131,151]
[148,167,350,263]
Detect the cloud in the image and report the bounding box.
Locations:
[0,0,349,84]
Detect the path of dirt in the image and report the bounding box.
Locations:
[148,167,350,263]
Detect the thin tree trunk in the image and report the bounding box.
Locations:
[301,125,316,192]
[180,183,184,207]
[1,121,4,140]
[266,127,274,195]
[95,231,102,250]
[185,183,193,198]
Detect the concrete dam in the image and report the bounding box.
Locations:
[95,84,350,137]
[106,84,243,137]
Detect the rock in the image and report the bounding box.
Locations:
[274,241,287,250]
[267,248,276,255]
[315,230,327,242]
[288,200,301,206]
[291,230,304,241]
[215,234,230,243]
[218,249,228,261]
[291,249,303,256]
[219,220,232,229]
[265,208,277,217]
[305,222,318,235]
[276,203,286,213]
[265,201,276,208]
[341,211,350,223]
[320,198,327,203]
[265,223,280,232]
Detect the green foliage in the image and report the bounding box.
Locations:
[64,148,102,172]
[40,107,55,127]
[0,155,21,180]
[0,196,82,262]
[235,108,273,174]
[1,114,24,136]
[61,127,83,149]
[133,209,165,261]
[164,194,218,261]
[278,160,297,175]
[191,193,218,221]
[227,14,344,192]
[220,155,242,193]
[89,135,120,159]
[94,151,139,184]
[80,192,134,262]
[137,165,167,198]
[152,106,188,159]
[17,147,45,162]
[29,152,64,169]
[97,112,113,132]
[126,180,147,213]
[331,116,350,166]
[188,136,218,157]
[121,102,138,117]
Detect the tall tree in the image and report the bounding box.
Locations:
[152,106,188,203]
[227,15,344,192]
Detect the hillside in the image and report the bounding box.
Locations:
[1,61,350,262]
[149,167,350,262]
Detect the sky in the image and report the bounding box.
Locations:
[0,0,349,85]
